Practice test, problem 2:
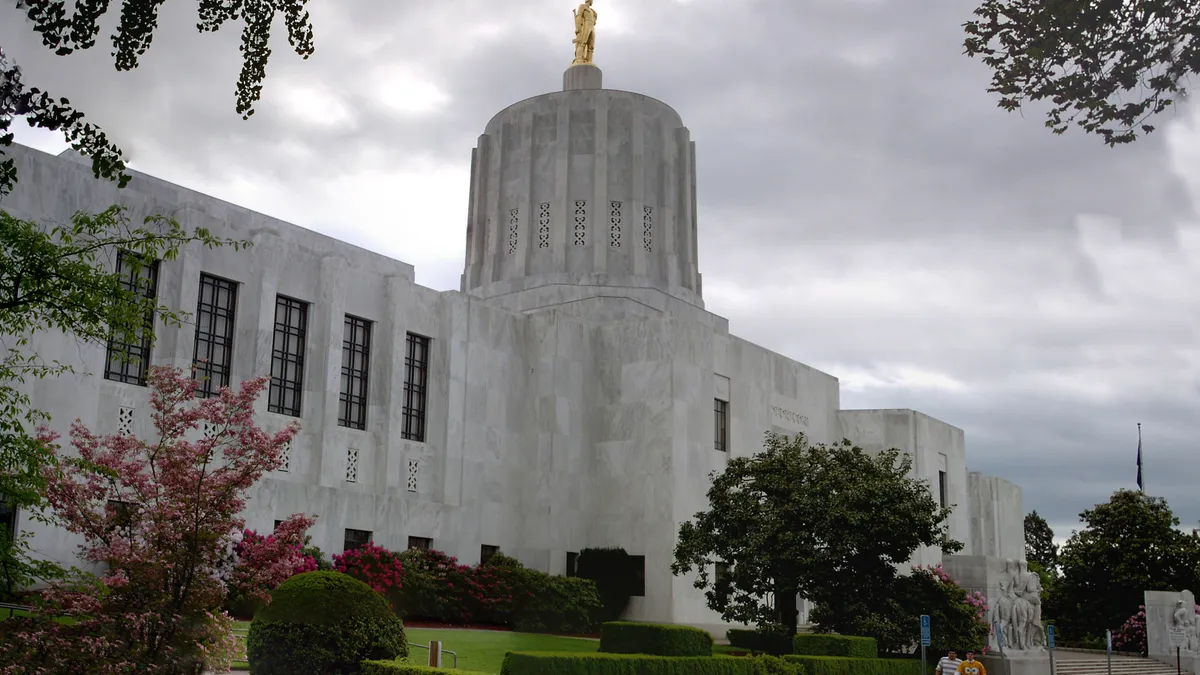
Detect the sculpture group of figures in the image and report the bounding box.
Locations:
[991,559,1045,651]
[1171,597,1200,652]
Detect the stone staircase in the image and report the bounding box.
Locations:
[1054,656,1182,675]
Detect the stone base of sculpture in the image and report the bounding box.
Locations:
[563,63,602,90]
[981,650,1051,675]
[1146,589,1200,674]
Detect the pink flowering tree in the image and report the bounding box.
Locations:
[222,526,319,618]
[1112,605,1147,654]
[0,366,314,675]
[905,564,991,655]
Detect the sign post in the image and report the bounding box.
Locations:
[1169,628,1187,675]
[1047,625,1056,675]
[920,615,931,675]
[428,640,442,668]
[1105,629,1113,675]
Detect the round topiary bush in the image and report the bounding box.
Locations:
[247,570,408,675]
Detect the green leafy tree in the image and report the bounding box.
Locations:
[1025,510,1058,572]
[1052,489,1200,640]
[963,0,1198,146]
[0,205,242,597]
[672,431,961,637]
[1,0,316,196]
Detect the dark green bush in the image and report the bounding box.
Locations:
[727,626,793,656]
[599,621,713,656]
[750,654,800,674]
[247,571,407,675]
[513,573,604,634]
[783,655,922,675]
[361,661,491,675]
[501,652,755,675]
[791,634,877,658]
[576,548,640,622]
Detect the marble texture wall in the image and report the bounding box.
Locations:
[966,472,1024,560]
[3,130,1031,636]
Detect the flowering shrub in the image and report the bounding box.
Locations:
[1112,605,1147,654]
[906,564,991,655]
[224,526,318,618]
[0,367,314,675]
[334,542,405,607]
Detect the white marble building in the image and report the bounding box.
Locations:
[1,63,1025,632]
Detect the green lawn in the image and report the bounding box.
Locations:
[230,622,599,674]
[401,628,599,674]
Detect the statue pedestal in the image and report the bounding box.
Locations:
[563,63,602,90]
[982,650,1050,675]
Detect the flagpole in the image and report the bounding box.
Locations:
[1137,423,1144,494]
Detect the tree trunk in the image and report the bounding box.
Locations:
[776,590,799,636]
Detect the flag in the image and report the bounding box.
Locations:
[1136,423,1143,492]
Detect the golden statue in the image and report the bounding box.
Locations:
[571,0,597,66]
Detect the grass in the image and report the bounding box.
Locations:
[229,622,600,674]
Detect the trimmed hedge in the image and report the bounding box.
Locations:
[361,661,491,675]
[783,655,922,675]
[727,627,793,656]
[501,652,754,675]
[791,634,877,658]
[598,621,713,656]
[247,571,407,675]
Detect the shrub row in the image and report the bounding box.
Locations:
[792,634,877,659]
[501,652,921,675]
[335,547,604,634]
[727,627,793,656]
[502,652,756,675]
[599,622,713,657]
[784,655,921,675]
[362,660,491,675]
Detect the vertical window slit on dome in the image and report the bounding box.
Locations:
[573,200,587,246]
[609,201,622,248]
[643,206,653,253]
[507,208,519,254]
[538,202,551,249]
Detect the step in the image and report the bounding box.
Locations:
[1055,662,1181,675]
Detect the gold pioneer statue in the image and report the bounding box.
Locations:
[571,0,597,65]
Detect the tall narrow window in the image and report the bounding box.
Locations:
[339,315,372,430]
[268,295,308,417]
[192,273,238,398]
[566,551,579,577]
[714,399,728,452]
[343,528,372,552]
[715,562,731,586]
[104,251,160,386]
[630,555,646,597]
[0,499,16,544]
[481,545,499,565]
[402,332,430,442]
[938,470,948,509]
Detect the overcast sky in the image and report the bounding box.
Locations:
[4,0,1199,542]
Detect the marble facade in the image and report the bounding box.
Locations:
[1,64,1028,633]
[1146,589,1200,673]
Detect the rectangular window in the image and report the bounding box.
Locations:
[339,315,372,430]
[566,551,579,577]
[343,528,372,552]
[938,470,948,509]
[408,536,432,551]
[106,499,136,534]
[0,499,16,544]
[268,296,308,417]
[402,333,431,442]
[715,562,732,587]
[273,520,283,531]
[192,273,238,398]
[104,252,160,386]
[714,399,728,452]
[630,555,646,597]
[481,545,499,565]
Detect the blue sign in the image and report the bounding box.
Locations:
[920,615,931,647]
[1047,625,1055,649]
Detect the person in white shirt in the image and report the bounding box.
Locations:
[937,650,962,675]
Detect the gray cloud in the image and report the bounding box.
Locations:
[5,0,1200,540]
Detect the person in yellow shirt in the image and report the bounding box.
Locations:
[956,650,986,675]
